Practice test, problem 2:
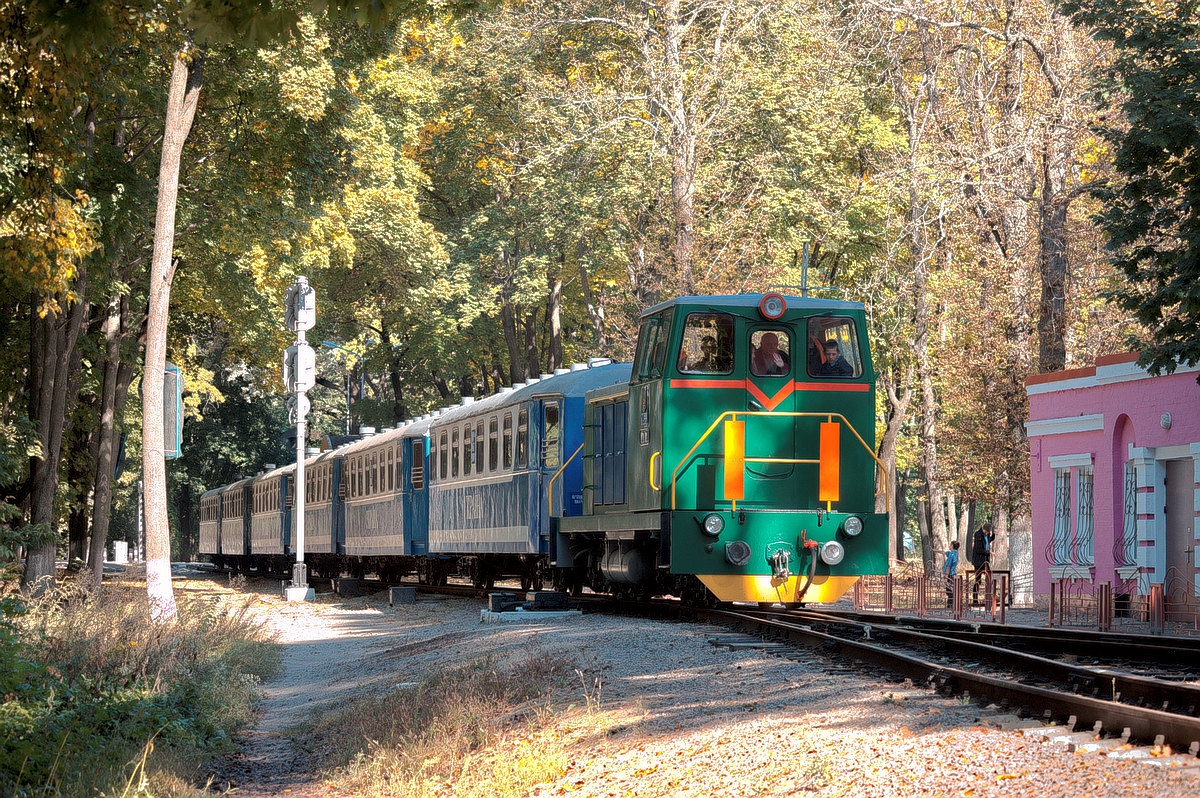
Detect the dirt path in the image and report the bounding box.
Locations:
[205,592,406,797]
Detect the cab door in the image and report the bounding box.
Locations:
[744,326,798,500]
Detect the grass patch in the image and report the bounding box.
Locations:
[308,649,579,797]
[0,579,279,797]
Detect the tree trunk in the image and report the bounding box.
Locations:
[877,367,912,564]
[662,0,696,292]
[576,241,607,348]
[143,50,203,623]
[89,290,134,587]
[22,277,88,596]
[546,275,562,371]
[500,301,523,383]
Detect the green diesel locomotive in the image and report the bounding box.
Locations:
[552,293,889,606]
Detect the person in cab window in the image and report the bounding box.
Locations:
[751,332,789,376]
[820,340,853,376]
[688,335,721,371]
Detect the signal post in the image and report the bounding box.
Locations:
[284,276,316,602]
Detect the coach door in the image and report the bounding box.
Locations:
[538,400,562,541]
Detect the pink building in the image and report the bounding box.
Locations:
[1025,353,1200,602]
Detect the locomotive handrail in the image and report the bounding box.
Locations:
[547,443,586,516]
[669,411,891,512]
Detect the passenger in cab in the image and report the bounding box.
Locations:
[819,340,853,377]
[687,335,721,371]
[751,332,790,376]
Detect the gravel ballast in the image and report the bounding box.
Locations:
[208,584,1200,797]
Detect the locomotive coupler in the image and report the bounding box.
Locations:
[769,549,790,580]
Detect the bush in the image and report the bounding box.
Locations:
[0,582,280,797]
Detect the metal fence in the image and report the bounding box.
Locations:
[851,564,1200,636]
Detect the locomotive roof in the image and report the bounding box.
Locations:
[432,361,632,426]
[641,293,865,317]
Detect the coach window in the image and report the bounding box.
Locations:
[474,421,485,474]
[679,313,734,374]
[465,423,474,474]
[439,431,448,481]
[488,417,498,472]
[502,413,513,470]
[805,317,862,379]
[411,439,425,490]
[451,428,460,478]
[517,408,529,468]
[462,424,472,476]
[543,402,560,469]
[387,447,394,491]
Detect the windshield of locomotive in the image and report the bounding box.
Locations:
[805,317,862,378]
[678,312,734,374]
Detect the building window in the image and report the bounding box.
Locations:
[1075,466,1094,566]
[1051,468,1072,566]
[1116,461,1138,567]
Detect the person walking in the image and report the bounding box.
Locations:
[943,540,960,606]
[970,522,996,605]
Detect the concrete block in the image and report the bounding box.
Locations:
[285,586,315,603]
[390,586,418,605]
[332,577,359,597]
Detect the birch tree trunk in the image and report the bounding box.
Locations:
[143,49,203,623]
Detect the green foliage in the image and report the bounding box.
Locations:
[0,584,279,797]
[1063,0,1200,378]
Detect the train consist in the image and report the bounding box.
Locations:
[200,293,889,606]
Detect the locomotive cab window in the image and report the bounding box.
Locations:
[749,329,792,377]
[678,312,734,374]
[806,317,862,379]
[633,310,673,381]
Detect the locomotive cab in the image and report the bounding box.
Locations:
[564,293,889,605]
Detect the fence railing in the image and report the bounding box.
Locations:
[851,565,1200,636]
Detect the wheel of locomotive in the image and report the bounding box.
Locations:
[552,568,583,596]
[678,575,717,608]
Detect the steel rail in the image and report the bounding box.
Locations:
[704,607,1200,754]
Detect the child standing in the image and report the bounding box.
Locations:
[943,540,960,606]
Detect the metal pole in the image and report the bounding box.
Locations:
[345,372,351,436]
[293,391,307,587]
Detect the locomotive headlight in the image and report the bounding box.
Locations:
[841,516,864,537]
[759,292,787,320]
[819,540,846,566]
[701,513,725,537]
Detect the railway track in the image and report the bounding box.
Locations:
[693,605,1200,758]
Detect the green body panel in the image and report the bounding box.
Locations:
[626,380,663,512]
